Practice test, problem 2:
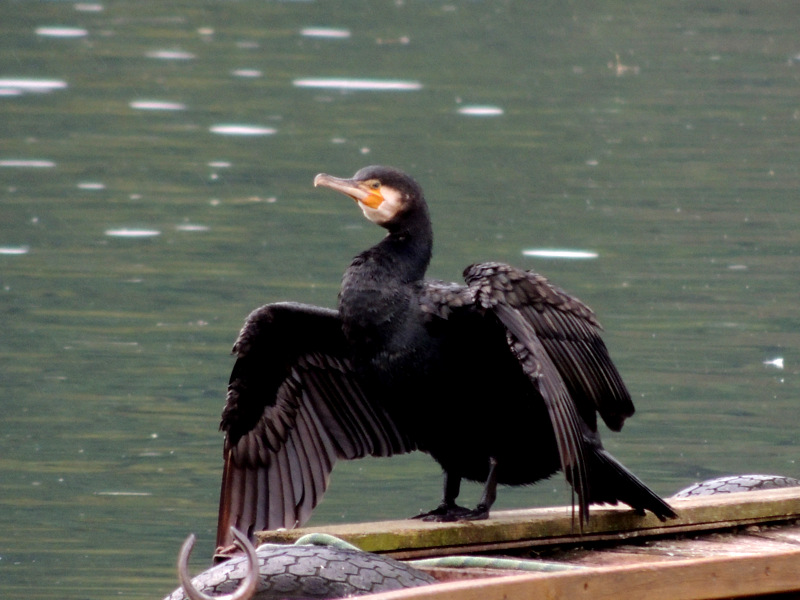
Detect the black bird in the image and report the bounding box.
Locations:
[216,165,676,549]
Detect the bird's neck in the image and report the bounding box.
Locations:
[338,199,434,361]
[338,226,433,377]
[338,234,428,327]
[371,224,433,283]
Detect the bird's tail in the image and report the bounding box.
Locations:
[586,448,677,521]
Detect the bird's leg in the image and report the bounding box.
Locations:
[412,458,499,522]
[465,456,498,520]
[411,470,473,521]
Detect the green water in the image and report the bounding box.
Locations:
[2,1,799,597]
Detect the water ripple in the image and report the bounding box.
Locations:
[231,69,262,78]
[77,182,106,190]
[457,105,504,116]
[293,78,422,91]
[35,27,88,38]
[74,3,103,11]
[0,159,56,168]
[175,224,210,232]
[105,229,161,238]
[0,246,30,255]
[523,249,599,259]
[300,27,351,39]
[209,124,276,136]
[0,79,68,94]
[145,49,195,60]
[129,100,186,111]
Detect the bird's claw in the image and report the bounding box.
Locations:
[411,503,489,522]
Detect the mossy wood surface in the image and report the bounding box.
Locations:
[257,487,800,559]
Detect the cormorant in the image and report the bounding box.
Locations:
[216,165,676,549]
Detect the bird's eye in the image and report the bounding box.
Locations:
[369,181,381,190]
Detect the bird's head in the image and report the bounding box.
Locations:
[314,165,426,229]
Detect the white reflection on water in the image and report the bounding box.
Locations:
[145,49,195,60]
[77,182,105,190]
[523,249,599,259]
[0,246,30,255]
[35,27,88,38]
[293,78,422,91]
[300,27,351,39]
[0,159,56,168]
[210,124,277,136]
[105,229,161,238]
[231,69,262,78]
[0,79,67,94]
[457,105,504,116]
[175,224,209,232]
[129,100,186,111]
[74,3,103,11]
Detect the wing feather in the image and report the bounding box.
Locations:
[216,302,416,549]
[255,466,268,536]
[466,263,633,431]
[285,424,315,523]
[462,262,637,525]
[296,401,334,495]
[266,452,285,528]
[496,303,591,523]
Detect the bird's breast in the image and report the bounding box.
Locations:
[339,285,438,380]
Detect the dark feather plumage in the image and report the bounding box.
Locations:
[217,303,416,546]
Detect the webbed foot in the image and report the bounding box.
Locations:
[411,503,489,522]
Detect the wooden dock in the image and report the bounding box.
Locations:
[258,487,800,599]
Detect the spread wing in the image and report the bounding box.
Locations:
[464,262,633,430]
[216,302,416,549]
[462,262,635,524]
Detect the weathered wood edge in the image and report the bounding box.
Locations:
[356,547,800,600]
[256,487,800,558]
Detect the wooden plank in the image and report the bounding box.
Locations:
[356,547,800,600]
[749,524,800,545]
[257,487,800,558]
[558,523,800,566]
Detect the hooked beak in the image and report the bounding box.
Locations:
[314,173,384,208]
